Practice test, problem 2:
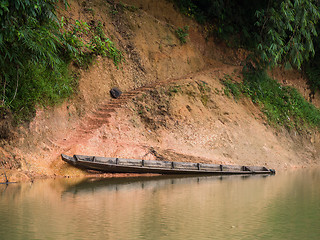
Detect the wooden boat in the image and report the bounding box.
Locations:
[61,154,276,175]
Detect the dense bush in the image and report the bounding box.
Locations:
[173,0,320,69]
[0,0,65,122]
[0,0,123,127]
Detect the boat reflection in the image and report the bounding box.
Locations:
[62,173,273,196]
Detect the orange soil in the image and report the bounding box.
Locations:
[1,0,320,182]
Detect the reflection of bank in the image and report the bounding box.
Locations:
[4,170,316,240]
[62,174,272,196]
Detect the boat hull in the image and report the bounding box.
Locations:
[61,154,275,175]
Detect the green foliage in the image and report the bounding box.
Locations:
[168,85,182,95]
[196,81,211,106]
[0,0,62,68]
[221,75,242,101]
[221,71,320,130]
[175,26,189,44]
[9,62,74,122]
[89,22,124,68]
[174,0,320,70]
[60,19,124,68]
[59,18,90,64]
[256,0,320,69]
[0,0,68,122]
[0,0,124,128]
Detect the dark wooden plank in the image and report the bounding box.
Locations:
[173,162,198,170]
[75,155,94,162]
[143,160,172,168]
[199,163,221,171]
[246,166,268,171]
[117,158,142,166]
[222,165,243,171]
[94,157,117,164]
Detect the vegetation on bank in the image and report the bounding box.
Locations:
[173,1,320,84]
[174,1,319,63]
[222,71,320,130]
[1,0,320,139]
[175,26,189,44]
[173,0,320,130]
[0,0,123,132]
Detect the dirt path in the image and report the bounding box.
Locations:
[48,66,244,174]
[55,75,191,152]
[55,64,240,150]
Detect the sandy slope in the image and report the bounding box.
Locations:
[1,0,320,182]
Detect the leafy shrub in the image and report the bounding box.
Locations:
[0,1,124,131]
[173,0,320,71]
[175,26,189,44]
[196,81,211,106]
[220,75,242,100]
[256,0,320,69]
[60,19,124,68]
[89,22,124,68]
[221,71,320,130]
[0,0,71,125]
[9,62,74,122]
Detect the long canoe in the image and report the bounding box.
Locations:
[61,154,276,175]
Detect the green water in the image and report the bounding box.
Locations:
[0,169,319,240]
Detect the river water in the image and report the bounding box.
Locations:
[0,168,319,240]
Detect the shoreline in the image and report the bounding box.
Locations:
[2,163,319,184]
